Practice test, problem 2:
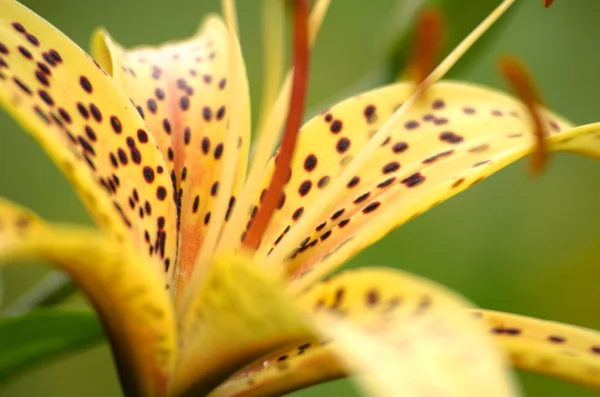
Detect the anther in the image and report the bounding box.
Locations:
[499,56,548,175]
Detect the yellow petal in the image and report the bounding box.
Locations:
[91,18,230,177]
[190,0,252,294]
[242,81,575,288]
[93,15,250,288]
[474,310,600,390]
[0,198,176,397]
[0,0,178,284]
[547,122,600,159]
[173,253,311,396]
[212,307,600,397]
[0,196,48,247]
[295,268,519,397]
[209,338,340,397]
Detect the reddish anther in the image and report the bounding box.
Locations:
[499,56,548,175]
[543,0,556,7]
[409,7,445,86]
[243,0,311,250]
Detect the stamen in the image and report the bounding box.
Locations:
[243,0,311,250]
[219,0,330,254]
[499,56,548,175]
[407,7,445,87]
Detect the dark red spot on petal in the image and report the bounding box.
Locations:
[80,76,93,93]
[110,116,122,133]
[156,186,167,201]
[143,166,155,183]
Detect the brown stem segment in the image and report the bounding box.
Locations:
[499,56,548,175]
[243,0,311,250]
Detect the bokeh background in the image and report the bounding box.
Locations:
[2,0,600,396]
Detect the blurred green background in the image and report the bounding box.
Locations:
[2,0,600,396]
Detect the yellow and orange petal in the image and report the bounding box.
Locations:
[0,0,178,284]
[93,15,250,287]
[0,198,177,397]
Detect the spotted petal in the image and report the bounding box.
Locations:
[473,310,600,390]
[297,268,518,396]
[209,338,340,397]
[194,268,524,397]
[212,306,600,397]
[177,255,517,397]
[244,82,580,288]
[0,0,178,283]
[93,15,251,286]
[0,198,176,397]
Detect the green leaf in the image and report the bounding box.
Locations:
[0,309,104,382]
[0,270,4,309]
[2,271,77,316]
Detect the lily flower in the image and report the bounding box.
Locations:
[2,0,600,396]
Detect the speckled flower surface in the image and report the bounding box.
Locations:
[2,0,600,396]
